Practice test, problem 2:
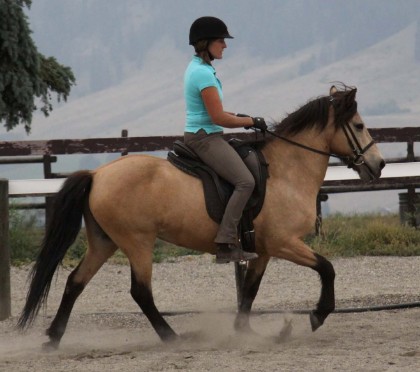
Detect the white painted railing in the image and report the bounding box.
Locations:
[6,162,420,196]
[324,162,420,181]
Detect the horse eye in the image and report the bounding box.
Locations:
[354,122,364,130]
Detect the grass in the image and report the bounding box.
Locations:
[311,213,420,257]
[8,209,420,266]
[8,206,200,266]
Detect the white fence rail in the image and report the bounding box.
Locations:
[6,162,420,196]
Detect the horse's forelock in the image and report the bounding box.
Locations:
[331,87,358,128]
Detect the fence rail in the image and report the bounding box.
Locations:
[1,127,418,155]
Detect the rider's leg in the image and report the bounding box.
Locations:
[185,131,257,262]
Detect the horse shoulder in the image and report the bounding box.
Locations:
[256,176,318,242]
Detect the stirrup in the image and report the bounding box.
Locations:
[215,243,258,264]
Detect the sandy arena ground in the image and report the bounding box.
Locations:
[0,255,419,372]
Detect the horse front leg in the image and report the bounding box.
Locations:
[234,255,270,333]
[310,252,336,331]
[270,239,335,332]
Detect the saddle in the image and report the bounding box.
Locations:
[167,138,269,253]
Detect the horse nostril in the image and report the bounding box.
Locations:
[380,159,386,170]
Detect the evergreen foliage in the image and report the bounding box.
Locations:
[0,0,75,133]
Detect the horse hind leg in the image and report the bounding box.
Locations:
[234,255,270,333]
[43,211,118,350]
[124,236,177,342]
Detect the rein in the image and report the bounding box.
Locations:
[266,129,349,160]
[264,128,351,164]
[263,122,375,168]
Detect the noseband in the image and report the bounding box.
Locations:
[341,122,375,168]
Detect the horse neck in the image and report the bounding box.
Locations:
[262,127,332,188]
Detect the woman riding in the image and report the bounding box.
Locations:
[184,16,267,264]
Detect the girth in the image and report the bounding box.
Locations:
[167,138,269,253]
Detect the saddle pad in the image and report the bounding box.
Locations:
[167,139,269,224]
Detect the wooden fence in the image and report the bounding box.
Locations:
[2,127,419,228]
[1,127,419,156]
[0,127,419,320]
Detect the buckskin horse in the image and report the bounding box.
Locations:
[18,85,385,349]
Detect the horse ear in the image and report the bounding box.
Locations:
[330,85,338,95]
[348,88,357,102]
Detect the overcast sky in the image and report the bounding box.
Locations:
[27,0,420,97]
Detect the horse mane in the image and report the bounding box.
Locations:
[269,83,358,137]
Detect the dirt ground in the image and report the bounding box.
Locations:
[0,255,419,372]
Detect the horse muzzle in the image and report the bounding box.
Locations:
[352,155,386,181]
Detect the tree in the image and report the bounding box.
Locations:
[0,0,75,133]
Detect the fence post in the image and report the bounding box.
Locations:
[121,129,128,156]
[43,155,54,229]
[0,178,11,320]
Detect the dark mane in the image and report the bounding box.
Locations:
[269,84,358,137]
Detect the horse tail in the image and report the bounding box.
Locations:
[17,170,93,330]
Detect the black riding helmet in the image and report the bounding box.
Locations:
[189,16,234,45]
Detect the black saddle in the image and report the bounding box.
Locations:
[167,138,269,252]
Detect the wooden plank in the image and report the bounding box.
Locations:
[0,155,57,164]
[321,177,420,193]
[0,127,418,156]
[0,136,184,156]
[369,127,420,142]
[324,162,420,181]
[8,175,418,197]
[8,178,65,196]
[6,162,419,196]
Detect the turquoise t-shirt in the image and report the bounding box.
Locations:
[184,56,224,134]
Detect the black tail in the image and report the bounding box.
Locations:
[17,170,93,329]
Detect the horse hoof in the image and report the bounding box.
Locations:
[234,314,253,333]
[309,311,324,332]
[276,318,293,343]
[162,332,179,343]
[42,340,59,352]
[236,324,257,335]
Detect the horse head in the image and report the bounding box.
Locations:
[328,85,385,181]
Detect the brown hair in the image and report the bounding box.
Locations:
[193,39,212,64]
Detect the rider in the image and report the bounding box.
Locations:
[184,16,268,263]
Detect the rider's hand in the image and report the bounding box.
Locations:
[251,117,267,132]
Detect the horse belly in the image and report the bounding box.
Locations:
[156,178,219,253]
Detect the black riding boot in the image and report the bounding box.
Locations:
[215,243,258,264]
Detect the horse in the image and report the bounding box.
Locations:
[17,84,385,350]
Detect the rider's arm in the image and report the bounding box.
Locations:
[201,87,254,129]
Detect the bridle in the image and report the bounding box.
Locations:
[263,120,376,169]
[341,121,375,168]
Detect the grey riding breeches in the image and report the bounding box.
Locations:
[184,130,255,244]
